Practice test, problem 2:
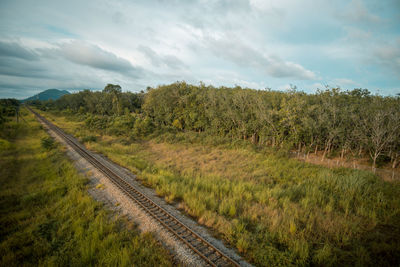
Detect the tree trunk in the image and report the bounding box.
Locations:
[392,154,399,169]
[322,141,330,160]
[251,132,258,144]
[389,149,393,163]
[372,154,378,172]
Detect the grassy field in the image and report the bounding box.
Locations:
[37,109,400,266]
[0,108,172,266]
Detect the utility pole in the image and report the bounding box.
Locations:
[16,105,19,123]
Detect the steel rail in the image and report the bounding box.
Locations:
[28,107,241,267]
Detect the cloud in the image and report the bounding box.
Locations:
[57,41,140,75]
[112,11,127,25]
[0,40,38,61]
[371,39,400,75]
[339,0,380,24]
[0,57,47,78]
[332,78,358,87]
[0,40,147,98]
[45,25,78,38]
[138,45,186,69]
[0,40,144,79]
[266,57,317,80]
[205,34,317,80]
[343,27,372,43]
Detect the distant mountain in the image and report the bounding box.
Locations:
[22,89,70,102]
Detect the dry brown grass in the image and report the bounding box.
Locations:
[144,141,267,181]
[295,152,400,181]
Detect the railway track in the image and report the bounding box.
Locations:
[29,107,241,267]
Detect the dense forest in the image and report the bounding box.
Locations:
[30,82,400,170]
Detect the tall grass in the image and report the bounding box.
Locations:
[0,108,172,266]
[37,109,400,266]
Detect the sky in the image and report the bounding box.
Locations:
[0,0,399,99]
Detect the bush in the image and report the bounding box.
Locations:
[133,117,154,137]
[0,138,13,150]
[85,115,110,130]
[81,135,97,143]
[41,137,55,150]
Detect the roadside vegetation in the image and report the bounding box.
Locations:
[29,82,400,266]
[0,106,172,266]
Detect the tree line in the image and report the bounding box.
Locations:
[33,84,143,115]
[31,82,400,169]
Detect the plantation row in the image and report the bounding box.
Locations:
[31,82,400,168]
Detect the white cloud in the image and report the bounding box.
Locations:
[332,78,358,87]
[310,83,326,92]
[205,33,317,80]
[0,40,146,98]
[343,27,372,43]
[371,39,400,75]
[137,45,186,70]
[0,40,38,61]
[58,41,139,75]
[341,0,381,24]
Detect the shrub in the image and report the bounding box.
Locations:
[81,135,97,143]
[0,138,13,150]
[85,115,109,130]
[41,137,55,150]
[133,117,154,137]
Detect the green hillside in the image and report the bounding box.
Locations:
[23,89,70,102]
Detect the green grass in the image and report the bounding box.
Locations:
[0,108,172,266]
[36,109,400,267]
